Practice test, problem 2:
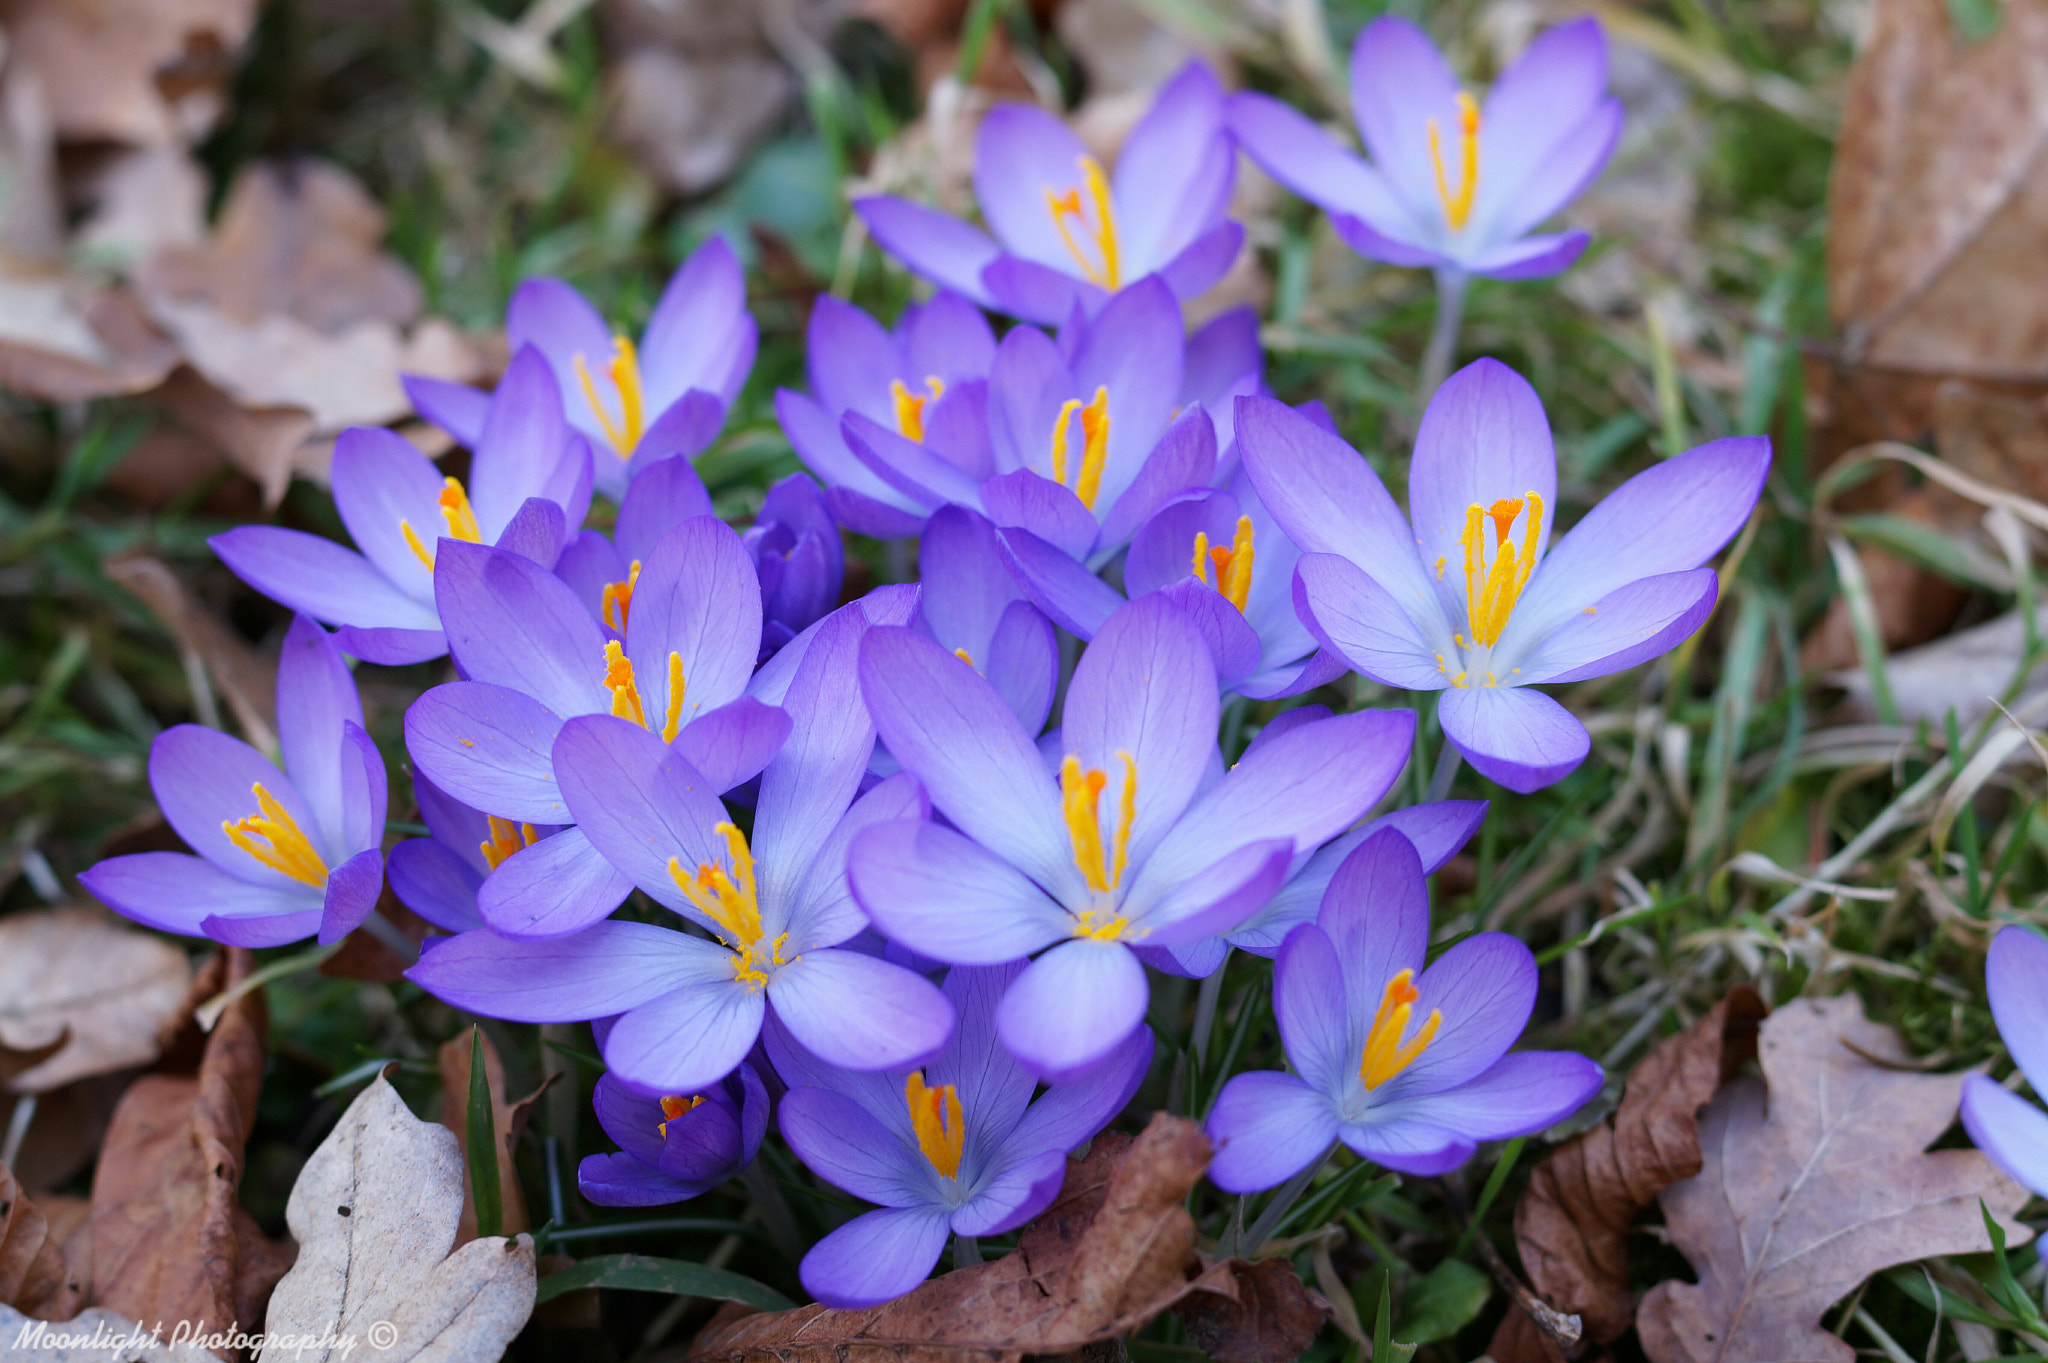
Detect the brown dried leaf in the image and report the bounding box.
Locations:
[1173,1256,1327,1363]
[0,273,181,402]
[2,0,256,149]
[1636,995,2035,1363]
[1490,988,1766,1363]
[0,1161,83,1319]
[86,947,294,1358]
[690,1114,1313,1363]
[0,907,192,1095]
[103,553,278,751]
[435,1029,557,1244]
[317,887,430,984]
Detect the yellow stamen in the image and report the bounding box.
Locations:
[668,823,788,988]
[602,560,642,635]
[891,376,945,443]
[602,640,646,727]
[663,652,686,745]
[1360,968,1441,1090]
[479,815,540,871]
[1060,750,1137,895]
[402,520,435,571]
[1191,516,1255,612]
[574,335,646,458]
[1043,155,1122,290]
[954,647,974,667]
[400,476,483,571]
[1427,92,1482,232]
[905,1071,965,1178]
[221,783,329,887]
[1048,387,1112,509]
[657,1093,704,1139]
[1458,492,1543,648]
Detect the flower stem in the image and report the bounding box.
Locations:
[740,1160,806,1266]
[1417,267,1470,404]
[953,1234,982,1269]
[1239,1142,1336,1256]
[1424,737,1463,803]
[1191,949,1231,1069]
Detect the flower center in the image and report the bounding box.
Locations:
[1049,386,1112,509]
[1458,492,1544,655]
[221,783,329,887]
[657,1093,704,1139]
[479,815,540,870]
[669,822,789,988]
[1360,968,1441,1090]
[905,1071,965,1179]
[1060,752,1137,940]
[574,334,646,459]
[601,641,687,744]
[1044,154,1122,290]
[891,376,945,443]
[1427,92,1482,232]
[602,560,641,635]
[401,476,484,570]
[1192,515,1255,612]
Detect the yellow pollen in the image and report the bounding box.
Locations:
[574,335,646,458]
[602,640,646,727]
[1060,751,1136,895]
[1459,491,1543,649]
[1427,92,1482,232]
[1360,968,1441,1090]
[954,647,974,667]
[602,560,642,634]
[1049,387,1112,509]
[1191,515,1256,612]
[1043,155,1122,290]
[905,1071,965,1179]
[657,1093,705,1139]
[669,823,788,988]
[401,476,483,571]
[1433,554,1447,580]
[891,376,945,443]
[221,783,329,887]
[479,815,540,870]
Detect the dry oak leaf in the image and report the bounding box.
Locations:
[0,0,256,148]
[1490,988,1767,1363]
[88,947,294,1360]
[1636,994,2034,1363]
[0,907,192,1095]
[256,1074,536,1363]
[1,1159,85,1319]
[1173,1256,1328,1363]
[435,1030,558,1245]
[690,1113,1322,1363]
[0,272,181,402]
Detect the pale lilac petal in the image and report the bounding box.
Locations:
[783,771,930,953]
[841,414,975,512]
[1462,231,1588,279]
[615,456,716,562]
[1960,1074,2048,1199]
[985,600,1058,735]
[403,374,488,447]
[1408,359,1557,615]
[1988,925,2048,1093]
[800,1206,952,1309]
[1513,568,1716,685]
[577,1153,715,1207]
[404,682,568,825]
[493,495,567,569]
[1349,17,1463,224]
[626,391,726,476]
[1329,214,1452,269]
[770,948,954,1072]
[1319,827,1432,1024]
[209,526,440,631]
[995,526,1124,640]
[1370,800,1488,873]
[950,1151,1066,1237]
[1112,61,1231,271]
[1205,1070,1339,1193]
[406,921,729,1021]
[1274,924,1352,1095]
[976,105,1095,271]
[754,610,874,918]
[552,714,731,917]
[80,852,314,938]
[506,277,612,450]
[606,981,767,1093]
[778,1086,934,1207]
[470,346,574,535]
[149,725,310,888]
[328,425,444,601]
[671,697,791,793]
[205,908,325,947]
[386,840,483,934]
[1140,839,1292,946]
[1488,100,1621,242]
[1438,685,1589,793]
[1224,91,1416,232]
[1155,579,1262,689]
[1381,933,1538,1098]
[917,504,1023,660]
[1238,801,1484,956]
[627,515,763,717]
[334,626,446,665]
[1125,489,1228,597]
[982,262,1093,332]
[851,821,1071,964]
[642,236,753,412]
[997,938,1148,1076]
[276,614,366,858]
[1475,18,1608,207]
[1098,407,1218,551]
[1337,1119,1472,1177]
[927,961,1033,1142]
[1152,220,1242,303]
[856,197,1002,307]
[980,469,1097,562]
[434,540,608,718]
[782,392,922,522]
[1379,1051,1603,1141]
[808,294,901,419]
[476,827,633,938]
[1071,279,1182,506]
[1293,554,1450,689]
[1005,1024,1152,1157]
[986,323,1070,478]
[318,847,384,944]
[901,290,997,384]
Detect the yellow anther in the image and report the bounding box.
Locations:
[479,815,540,871]
[657,1093,704,1139]
[1043,155,1122,289]
[1427,92,1482,232]
[1060,751,1136,894]
[602,560,642,635]
[669,823,787,987]
[891,376,945,443]
[905,1071,965,1178]
[602,640,646,727]
[954,647,974,667]
[1073,908,1131,941]
[1048,387,1111,509]
[1192,516,1255,613]
[402,520,435,571]
[574,335,646,458]
[662,652,686,744]
[1360,968,1441,1090]
[221,783,329,887]
[438,477,483,544]
[1459,491,1543,648]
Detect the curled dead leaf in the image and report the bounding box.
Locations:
[0,907,193,1096]
[0,273,181,402]
[2,0,257,149]
[1173,1256,1328,1363]
[0,1160,86,1320]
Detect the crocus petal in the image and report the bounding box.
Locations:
[783,771,930,954]
[334,626,448,666]
[329,425,445,601]
[506,277,612,444]
[1462,231,1590,280]
[1224,91,1415,232]
[1274,924,1353,1095]
[204,908,325,947]
[275,614,367,858]
[1438,685,1589,793]
[997,938,1148,1076]
[671,697,791,794]
[434,540,608,718]
[985,600,1058,736]
[606,981,767,1093]
[404,682,568,825]
[387,839,483,934]
[980,469,1098,562]
[402,374,488,448]
[1960,1074,2048,1200]
[976,105,1095,272]
[1071,279,1183,507]
[1112,61,1231,271]
[950,1150,1067,1238]
[1328,213,1453,270]
[615,455,716,562]
[1475,18,1609,215]
[553,714,730,916]
[855,197,1000,307]
[1291,554,1446,689]
[1337,1119,1473,1177]
[1319,828,1432,1022]
[1380,1050,1603,1141]
[982,257,1089,329]
[1154,221,1243,303]
[628,515,764,719]
[1155,580,1263,690]
[577,1153,717,1207]
[755,611,876,921]
[406,921,730,1021]
[1006,1024,1154,1158]
[81,852,314,938]
[627,391,727,476]
[851,821,1072,964]
[149,725,313,888]
[468,346,576,532]
[918,504,1023,660]
[800,1206,953,1310]
[995,526,1125,640]
[1512,568,1717,685]
[770,948,954,1073]
[493,496,567,569]
[1389,933,1539,1097]
[1349,16,1464,225]
[1205,1070,1339,1193]
[1988,925,2048,1093]
[318,847,384,944]
[1487,100,1622,243]
[209,526,440,632]
[642,236,754,412]
[902,290,998,384]
[476,828,634,939]
[1098,407,1219,551]
[778,1086,934,1208]
[927,960,1034,1141]
[1408,358,1557,606]
[1140,838,1292,946]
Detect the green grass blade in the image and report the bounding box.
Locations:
[536,1254,795,1310]
[467,1027,503,1241]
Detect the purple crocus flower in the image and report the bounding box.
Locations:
[579,1063,769,1207]
[81,615,386,947]
[776,290,997,538]
[1207,828,1601,1188]
[913,505,1056,737]
[768,962,1153,1307]
[213,347,594,665]
[1226,18,1619,280]
[849,593,1416,1075]
[408,239,757,504]
[402,519,788,939]
[746,473,845,662]
[385,771,563,939]
[1961,926,2048,1198]
[857,61,1241,324]
[1239,361,1768,792]
[406,605,955,1095]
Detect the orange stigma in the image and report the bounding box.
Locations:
[1044,155,1122,289]
[905,1071,965,1178]
[1360,969,1441,1090]
[1060,751,1137,920]
[221,784,329,887]
[657,1093,704,1138]
[479,815,540,870]
[1049,387,1112,509]
[1192,515,1255,612]
[575,335,646,458]
[891,376,945,443]
[602,560,641,634]
[600,642,686,742]
[1459,491,1543,649]
[1427,92,1482,231]
[401,476,484,570]
[669,822,787,987]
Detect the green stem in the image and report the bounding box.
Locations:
[1239,1143,1335,1256]
[1417,267,1469,403]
